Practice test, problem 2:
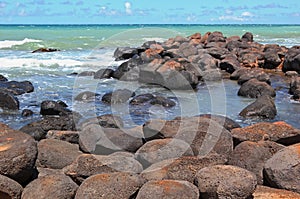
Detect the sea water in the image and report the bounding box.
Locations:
[0,24,300,129]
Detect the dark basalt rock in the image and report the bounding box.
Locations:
[40,100,71,116]
[0,80,34,95]
[241,32,254,42]
[238,78,276,98]
[102,89,135,104]
[239,95,277,119]
[94,68,114,79]
[129,93,155,105]
[77,71,95,77]
[113,47,139,61]
[32,48,60,53]
[22,109,34,117]
[74,91,100,101]
[282,46,300,74]
[149,96,176,107]
[0,90,19,110]
[0,74,8,82]
[113,55,144,81]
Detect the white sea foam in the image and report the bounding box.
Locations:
[142,37,166,42]
[0,38,42,49]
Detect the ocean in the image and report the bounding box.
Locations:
[1,24,300,129]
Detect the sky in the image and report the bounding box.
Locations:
[0,0,299,24]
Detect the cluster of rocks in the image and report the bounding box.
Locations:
[1,113,300,198]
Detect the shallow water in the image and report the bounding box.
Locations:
[0,24,300,129]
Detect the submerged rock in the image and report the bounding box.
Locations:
[32,48,60,53]
[102,89,135,104]
[0,80,34,95]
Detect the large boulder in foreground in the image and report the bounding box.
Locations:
[238,78,276,98]
[239,95,277,119]
[64,153,143,184]
[22,174,78,199]
[263,143,300,193]
[0,125,37,186]
[228,141,284,184]
[141,154,227,183]
[194,165,257,199]
[231,121,300,146]
[75,172,145,199]
[136,180,199,199]
[253,185,300,199]
[282,46,300,74]
[0,90,19,110]
[0,174,23,199]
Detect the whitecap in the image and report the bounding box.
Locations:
[0,38,42,49]
[142,37,166,42]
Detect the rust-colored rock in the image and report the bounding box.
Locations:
[253,185,300,199]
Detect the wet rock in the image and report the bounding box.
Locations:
[64,153,143,184]
[136,180,199,199]
[0,174,23,199]
[292,88,300,101]
[129,93,154,105]
[0,90,19,110]
[113,55,143,81]
[198,114,241,131]
[237,70,271,85]
[238,78,276,98]
[74,91,100,101]
[230,68,250,80]
[77,71,95,77]
[32,48,60,53]
[102,89,135,104]
[263,143,300,193]
[253,185,300,199]
[241,32,254,42]
[22,174,78,199]
[289,76,300,95]
[141,154,227,183]
[228,141,284,184]
[0,126,37,186]
[46,130,79,144]
[20,114,80,141]
[113,47,139,61]
[263,49,282,69]
[239,95,277,119]
[79,124,143,155]
[135,138,194,168]
[79,114,123,129]
[0,81,34,95]
[21,109,33,117]
[37,139,82,169]
[282,46,300,74]
[194,165,257,199]
[231,121,300,146]
[149,96,176,107]
[0,74,8,82]
[40,100,71,116]
[143,117,233,158]
[74,172,145,199]
[94,68,114,79]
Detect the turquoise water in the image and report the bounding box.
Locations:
[0,24,300,129]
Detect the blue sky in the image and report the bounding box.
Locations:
[0,0,299,24]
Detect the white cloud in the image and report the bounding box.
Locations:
[242,11,253,17]
[219,15,245,21]
[125,2,132,15]
[225,9,233,15]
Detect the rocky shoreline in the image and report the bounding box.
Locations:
[1,31,300,198]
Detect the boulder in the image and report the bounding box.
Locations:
[64,153,143,184]
[135,138,194,168]
[37,139,82,169]
[289,76,300,95]
[40,100,71,116]
[140,154,227,183]
[206,31,226,43]
[197,114,241,131]
[101,89,135,104]
[32,48,60,53]
[253,185,300,199]
[0,81,34,95]
[241,32,254,42]
[194,165,257,199]
[143,117,233,158]
[263,143,300,193]
[78,71,95,77]
[129,93,155,105]
[79,124,143,155]
[74,91,100,101]
[231,121,300,146]
[136,180,199,199]
[0,74,8,82]
[46,130,79,144]
[149,96,176,107]
[0,90,19,110]
[22,174,78,199]
[0,174,23,199]
[282,46,300,73]
[207,47,230,59]
[75,172,145,199]
[219,55,241,73]
[228,141,284,184]
[178,42,198,57]
[230,68,250,80]
[239,95,277,119]
[0,126,37,186]
[21,109,33,117]
[94,68,114,79]
[190,53,218,71]
[79,114,124,129]
[237,70,271,85]
[113,47,139,61]
[238,78,276,98]
[112,55,143,81]
[20,114,80,141]
[263,49,282,69]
